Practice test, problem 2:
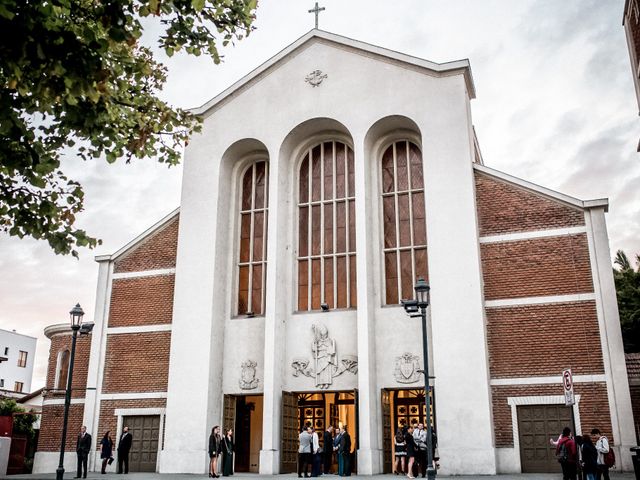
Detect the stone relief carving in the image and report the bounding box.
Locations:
[291,323,358,389]
[394,352,421,384]
[239,359,259,390]
[305,69,328,87]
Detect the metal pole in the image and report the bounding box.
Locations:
[420,305,436,480]
[56,327,79,480]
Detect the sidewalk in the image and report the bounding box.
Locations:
[2,473,636,480]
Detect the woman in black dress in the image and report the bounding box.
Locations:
[99,430,114,474]
[222,428,234,476]
[404,425,417,479]
[209,425,222,478]
[394,428,407,475]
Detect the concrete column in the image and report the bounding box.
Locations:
[260,146,287,474]
[159,142,222,474]
[585,207,636,472]
[353,135,383,474]
[418,85,496,474]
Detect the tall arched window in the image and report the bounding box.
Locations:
[298,141,357,311]
[381,140,427,304]
[237,160,269,315]
[56,349,70,389]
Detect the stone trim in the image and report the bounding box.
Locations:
[107,325,172,335]
[479,226,587,244]
[100,392,167,401]
[485,293,595,308]
[491,375,606,386]
[112,268,176,280]
[43,398,85,406]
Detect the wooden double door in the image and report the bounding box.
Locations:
[123,415,161,472]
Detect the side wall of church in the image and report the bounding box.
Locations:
[475,172,616,470]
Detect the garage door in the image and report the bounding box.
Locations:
[124,415,160,472]
[517,404,574,473]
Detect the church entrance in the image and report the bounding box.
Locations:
[222,394,263,473]
[280,390,358,474]
[381,388,436,473]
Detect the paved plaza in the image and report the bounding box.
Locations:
[3,473,637,480]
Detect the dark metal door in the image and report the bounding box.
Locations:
[281,391,298,473]
[125,415,160,472]
[518,404,574,473]
[381,390,392,474]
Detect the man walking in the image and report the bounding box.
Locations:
[323,426,334,474]
[75,426,91,479]
[298,426,313,478]
[592,429,611,480]
[413,423,428,478]
[117,426,133,474]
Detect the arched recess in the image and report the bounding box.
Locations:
[277,118,356,313]
[364,115,426,305]
[55,349,70,389]
[214,138,270,318]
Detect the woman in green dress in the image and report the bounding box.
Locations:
[222,428,234,476]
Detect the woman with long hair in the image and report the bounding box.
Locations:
[394,428,407,475]
[99,430,114,474]
[209,425,222,478]
[404,425,417,479]
[222,427,234,476]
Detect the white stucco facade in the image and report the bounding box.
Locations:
[0,328,37,394]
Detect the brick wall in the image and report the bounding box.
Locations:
[630,384,640,443]
[491,382,612,448]
[45,333,92,399]
[475,172,584,236]
[113,215,179,273]
[96,398,167,444]
[486,301,604,378]
[480,234,594,300]
[38,403,86,451]
[102,332,171,393]
[108,275,175,327]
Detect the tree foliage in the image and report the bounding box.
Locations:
[613,250,640,353]
[0,0,256,256]
[0,398,38,439]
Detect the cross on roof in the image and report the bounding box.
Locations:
[308,2,325,29]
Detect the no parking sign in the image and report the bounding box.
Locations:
[562,368,575,406]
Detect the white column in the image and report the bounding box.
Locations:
[353,135,383,474]
[159,143,222,474]
[585,207,636,472]
[260,147,287,474]
[418,88,496,474]
[82,259,112,471]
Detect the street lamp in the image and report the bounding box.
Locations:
[401,278,436,480]
[56,303,84,480]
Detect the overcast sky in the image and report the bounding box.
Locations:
[1,0,638,391]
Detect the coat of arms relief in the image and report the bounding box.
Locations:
[394,352,421,384]
[291,323,358,389]
[239,359,259,390]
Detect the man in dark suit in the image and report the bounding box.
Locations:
[338,425,351,477]
[75,426,91,479]
[323,426,334,474]
[117,426,133,474]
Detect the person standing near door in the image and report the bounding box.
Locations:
[117,426,133,474]
[209,425,222,478]
[75,426,91,479]
[323,426,334,474]
[413,423,428,478]
[298,426,313,478]
[338,425,351,477]
[222,427,235,476]
[99,430,114,474]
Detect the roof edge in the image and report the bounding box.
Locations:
[94,207,180,263]
[44,323,73,339]
[191,29,475,118]
[473,164,609,212]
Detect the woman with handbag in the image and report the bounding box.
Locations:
[209,425,222,478]
[222,427,234,476]
[99,430,114,474]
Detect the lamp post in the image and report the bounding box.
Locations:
[402,278,436,480]
[55,303,84,480]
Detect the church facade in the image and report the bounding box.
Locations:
[34,30,635,475]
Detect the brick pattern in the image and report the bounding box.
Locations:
[486,301,604,378]
[475,173,584,237]
[38,403,86,451]
[113,216,179,273]
[480,234,594,300]
[491,382,612,448]
[102,332,171,393]
[96,398,167,449]
[45,333,92,399]
[108,276,175,327]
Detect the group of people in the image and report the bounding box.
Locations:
[74,425,132,478]
[298,424,353,477]
[393,423,438,478]
[551,426,614,480]
[208,426,236,477]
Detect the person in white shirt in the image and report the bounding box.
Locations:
[298,426,313,478]
[591,428,610,480]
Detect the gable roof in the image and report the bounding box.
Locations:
[192,29,476,118]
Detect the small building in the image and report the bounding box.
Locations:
[34,29,635,475]
[0,329,37,394]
